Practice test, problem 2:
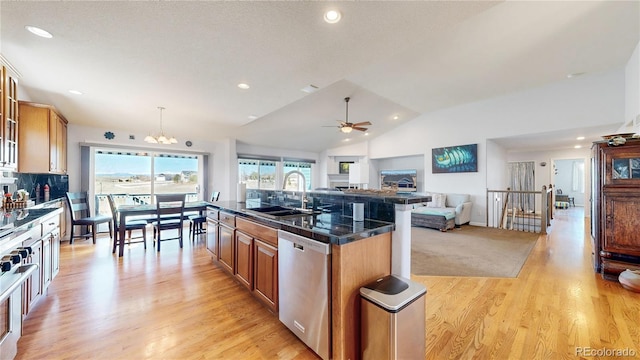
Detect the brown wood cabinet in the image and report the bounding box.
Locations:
[591,140,640,280]
[17,101,68,174]
[234,231,253,289]
[235,217,279,312]
[0,65,19,170]
[253,239,278,312]
[218,226,235,274]
[206,209,219,259]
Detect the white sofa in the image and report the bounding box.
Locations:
[411,192,473,229]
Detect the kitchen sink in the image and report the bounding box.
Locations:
[245,206,321,220]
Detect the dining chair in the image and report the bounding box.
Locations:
[66,192,112,244]
[107,194,148,253]
[152,193,186,252]
[189,191,220,242]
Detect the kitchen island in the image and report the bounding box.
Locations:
[206,190,430,360]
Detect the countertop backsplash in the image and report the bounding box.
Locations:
[13,173,69,202]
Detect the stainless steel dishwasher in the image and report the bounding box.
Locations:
[278,230,331,360]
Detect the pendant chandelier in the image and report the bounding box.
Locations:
[144,106,177,144]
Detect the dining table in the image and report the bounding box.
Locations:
[115,200,211,257]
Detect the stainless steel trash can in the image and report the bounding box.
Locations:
[360,275,427,360]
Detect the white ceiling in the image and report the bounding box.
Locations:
[1,1,638,152]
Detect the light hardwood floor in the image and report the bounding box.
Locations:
[16,208,640,359]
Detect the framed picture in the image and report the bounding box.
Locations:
[339,161,354,174]
[432,143,478,173]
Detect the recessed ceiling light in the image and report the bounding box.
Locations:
[393,115,399,120]
[574,145,582,149]
[576,136,585,140]
[237,83,250,90]
[69,90,83,95]
[567,72,585,79]
[324,10,341,24]
[25,25,53,38]
[364,132,369,136]
[247,115,258,121]
[301,84,319,94]
[344,138,350,142]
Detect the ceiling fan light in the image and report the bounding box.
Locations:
[157,135,168,144]
[169,137,178,144]
[341,126,353,134]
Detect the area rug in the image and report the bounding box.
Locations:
[411,225,539,278]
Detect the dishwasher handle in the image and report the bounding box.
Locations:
[278,230,331,255]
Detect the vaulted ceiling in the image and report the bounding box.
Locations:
[1,1,638,152]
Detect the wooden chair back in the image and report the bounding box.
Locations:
[155,194,186,223]
[66,192,92,221]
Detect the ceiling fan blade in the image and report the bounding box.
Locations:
[352,126,368,132]
[352,121,372,126]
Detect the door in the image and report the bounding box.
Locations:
[254,239,278,312]
[218,224,234,274]
[235,231,253,290]
[206,218,219,259]
[602,193,640,256]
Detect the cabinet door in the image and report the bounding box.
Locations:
[3,73,18,170]
[253,239,278,312]
[49,111,58,172]
[58,119,67,174]
[603,146,640,186]
[51,231,60,279]
[206,218,219,259]
[218,224,234,274]
[235,231,253,290]
[23,240,43,316]
[17,103,50,173]
[602,193,640,256]
[42,234,52,291]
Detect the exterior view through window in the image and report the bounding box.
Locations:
[239,158,313,191]
[283,161,312,191]
[94,150,199,216]
[239,159,276,189]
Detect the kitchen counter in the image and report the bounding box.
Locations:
[207,201,395,245]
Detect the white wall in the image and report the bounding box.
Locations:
[506,147,590,207]
[66,123,235,200]
[624,41,640,132]
[370,155,424,191]
[327,68,624,225]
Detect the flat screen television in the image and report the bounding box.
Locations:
[380,169,417,192]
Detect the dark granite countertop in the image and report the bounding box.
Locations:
[207,201,395,245]
[0,207,61,240]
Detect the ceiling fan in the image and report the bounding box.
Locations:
[325,97,372,134]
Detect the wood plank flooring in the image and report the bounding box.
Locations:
[16,208,640,359]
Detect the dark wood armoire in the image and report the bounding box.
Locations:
[591,138,640,280]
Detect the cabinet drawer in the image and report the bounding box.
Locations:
[41,216,60,236]
[206,208,219,220]
[236,217,278,247]
[219,211,235,227]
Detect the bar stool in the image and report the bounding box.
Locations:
[189,191,220,241]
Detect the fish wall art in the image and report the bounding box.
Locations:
[432,144,478,173]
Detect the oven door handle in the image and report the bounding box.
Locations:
[0,263,38,303]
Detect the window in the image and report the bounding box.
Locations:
[94,149,200,216]
[239,159,276,189]
[283,161,312,191]
[239,156,314,191]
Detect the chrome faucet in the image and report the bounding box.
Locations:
[283,170,307,208]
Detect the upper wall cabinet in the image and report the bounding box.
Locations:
[18,101,68,174]
[0,65,19,170]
